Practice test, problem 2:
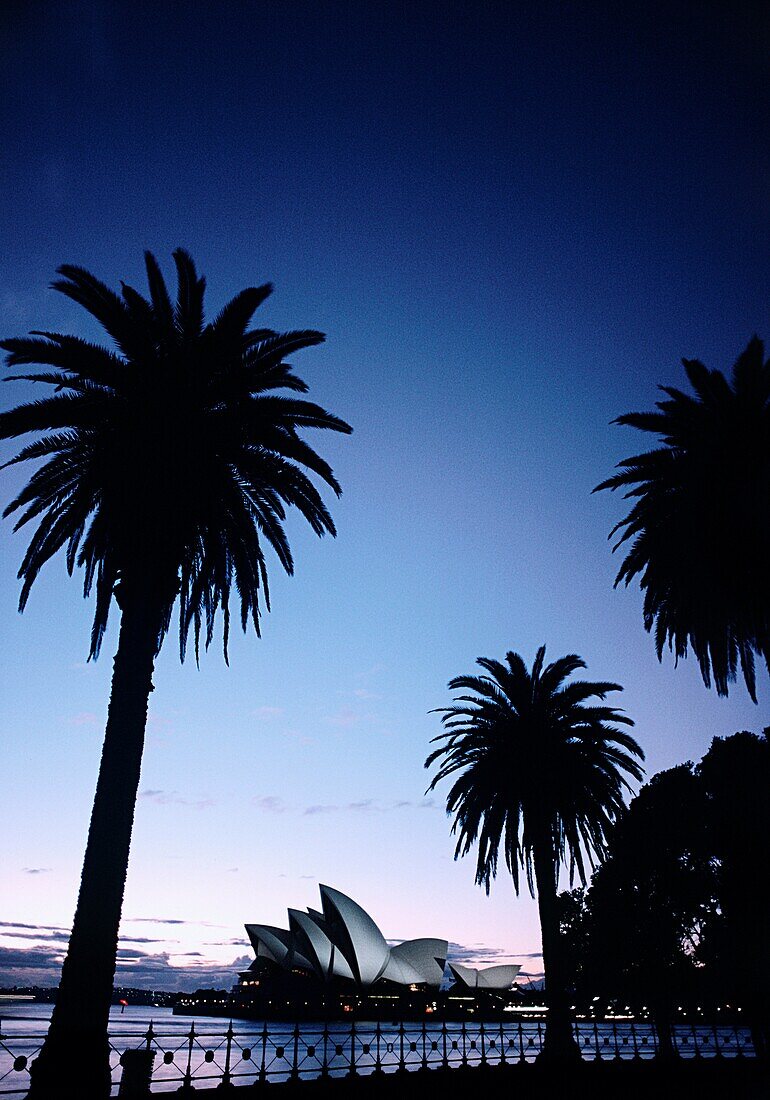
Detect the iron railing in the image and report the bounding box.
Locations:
[0,1018,757,1095]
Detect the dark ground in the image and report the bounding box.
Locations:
[147,1058,768,1099]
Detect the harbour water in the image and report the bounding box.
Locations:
[0,1002,756,1096]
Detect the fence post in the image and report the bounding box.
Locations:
[499,1020,506,1065]
[375,1020,382,1073]
[421,1018,428,1070]
[348,1020,357,1077]
[733,1023,743,1059]
[631,1020,640,1060]
[291,1023,300,1080]
[399,1020,405,1071]
[713,1024,722,1059]
[182,1022,195,1090]
[461,1018,468,1067]
[217,1020,232,1088]
[479,1019,486,1066]
[691,1021,701,1059]
[145,1020,156,1093]
[259,1022,268,1082]
[321,1022,329,1078]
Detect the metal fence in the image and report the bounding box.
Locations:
[0,1019,757,1095]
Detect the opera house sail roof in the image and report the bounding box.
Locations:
[244,885,520,994]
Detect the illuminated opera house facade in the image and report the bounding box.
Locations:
[233,885,520,1018]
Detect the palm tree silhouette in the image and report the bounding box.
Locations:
[595,337,770,701]
[0,251,351,1097]
[425,646,644,1062]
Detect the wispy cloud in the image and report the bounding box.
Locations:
[1,931,69,942]
[124,917,226,929]
[139,789,215,810]
[119,936,180,945]
[252,795,286,813]
[254,795,437,817]
[446,941,539,969]
[303,798,436,816]
[0,944,252,992]
[126,918,190,926]
[0,922,178,947]
[0,944,66,982]
[22,867,52,875]
[0,922,68,933]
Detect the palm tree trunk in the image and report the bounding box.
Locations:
[533,845,581,1064]
[651,1000,676,1061]
[28,592,163,1100]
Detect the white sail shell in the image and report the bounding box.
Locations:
[319,884,390,987]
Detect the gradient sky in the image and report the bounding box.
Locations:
[1,1,768,992]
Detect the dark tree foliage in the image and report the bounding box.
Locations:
[0,252,351,1099]
[697,730,770,1055]
[575,732,769,1056]
[555,887,589,1000]
[579,764,718,1059]
[425,646,644,1062]
[595,338,770,701]
[584,766,718,1009]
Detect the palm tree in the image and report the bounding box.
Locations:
[595,337,770,702]
[425,646,644,1062]
[0,251,351,1097]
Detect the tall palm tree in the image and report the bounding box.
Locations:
[595,337,770,702]
[425,646,644,1062]
[0,251,351,1098]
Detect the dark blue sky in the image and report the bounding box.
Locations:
[1,0,768,988]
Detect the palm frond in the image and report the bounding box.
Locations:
[426,646,644,898]
[596,338,770,702]
[1,251,351,662]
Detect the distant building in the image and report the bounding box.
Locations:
[447,962,521,991]
[240,884,520,997]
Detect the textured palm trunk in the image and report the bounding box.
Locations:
[533,844,581,1064]
[28,592,162,1100]
[733,891,769,1061]
[651,1000,676,1061]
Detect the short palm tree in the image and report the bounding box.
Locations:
[595,337,770,702]
[425,646,644,1062]
[0,251,351,1097]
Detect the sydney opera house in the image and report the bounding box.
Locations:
[232,885,520,1018]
